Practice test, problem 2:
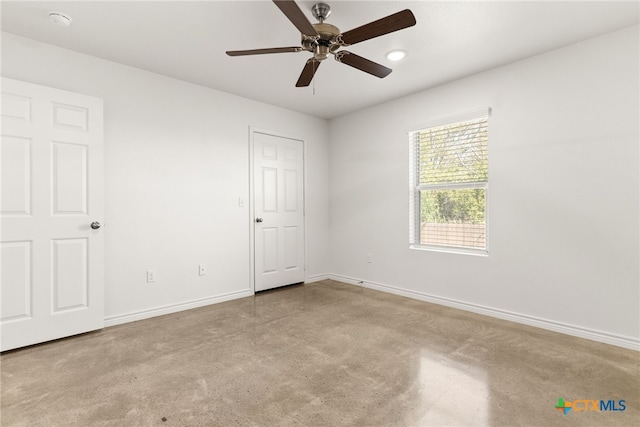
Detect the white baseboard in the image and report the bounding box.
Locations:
[305,274,331,284]
[104,289,253,328]
[328,274,639,351]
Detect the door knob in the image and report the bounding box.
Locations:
[255,218,263,223]
[90,221,101,230]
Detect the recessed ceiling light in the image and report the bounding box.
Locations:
[49,12,72,27]
[386,50,407,61]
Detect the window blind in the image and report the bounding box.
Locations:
[412,118,488,185]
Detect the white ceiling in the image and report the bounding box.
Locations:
[2,1,638,119]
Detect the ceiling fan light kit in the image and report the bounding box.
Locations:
[226,0,416,87]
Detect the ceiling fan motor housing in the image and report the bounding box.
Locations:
[303,22,341,60]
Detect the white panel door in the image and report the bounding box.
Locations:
[253,131,304,292]
[1,78,104,351]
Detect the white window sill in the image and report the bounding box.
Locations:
[409,244,489,257]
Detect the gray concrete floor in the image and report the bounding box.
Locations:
[1,280,638,426]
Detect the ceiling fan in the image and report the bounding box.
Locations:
[226,1,416,87]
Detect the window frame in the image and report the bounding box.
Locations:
[408,108,491,256]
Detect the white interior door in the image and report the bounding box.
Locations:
[253,131,305,292]
[1,78,104,351]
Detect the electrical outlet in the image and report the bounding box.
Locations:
[367,253,373,263]
[146,270,156,283]
[199,264,207,276]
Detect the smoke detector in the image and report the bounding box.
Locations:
[49,12,72,27]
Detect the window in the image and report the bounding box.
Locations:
[409,109,490,254]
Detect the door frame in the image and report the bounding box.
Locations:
[248,127,306,293]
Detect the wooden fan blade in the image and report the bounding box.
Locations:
[340,9,416,46]
[296,59,321,87]
[335,51,392,78]
[226,47,302,56]
[273,1,319,37]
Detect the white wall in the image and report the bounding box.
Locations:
[328,26,639,348]
[2,25,638,349]
[1,33,330,322]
